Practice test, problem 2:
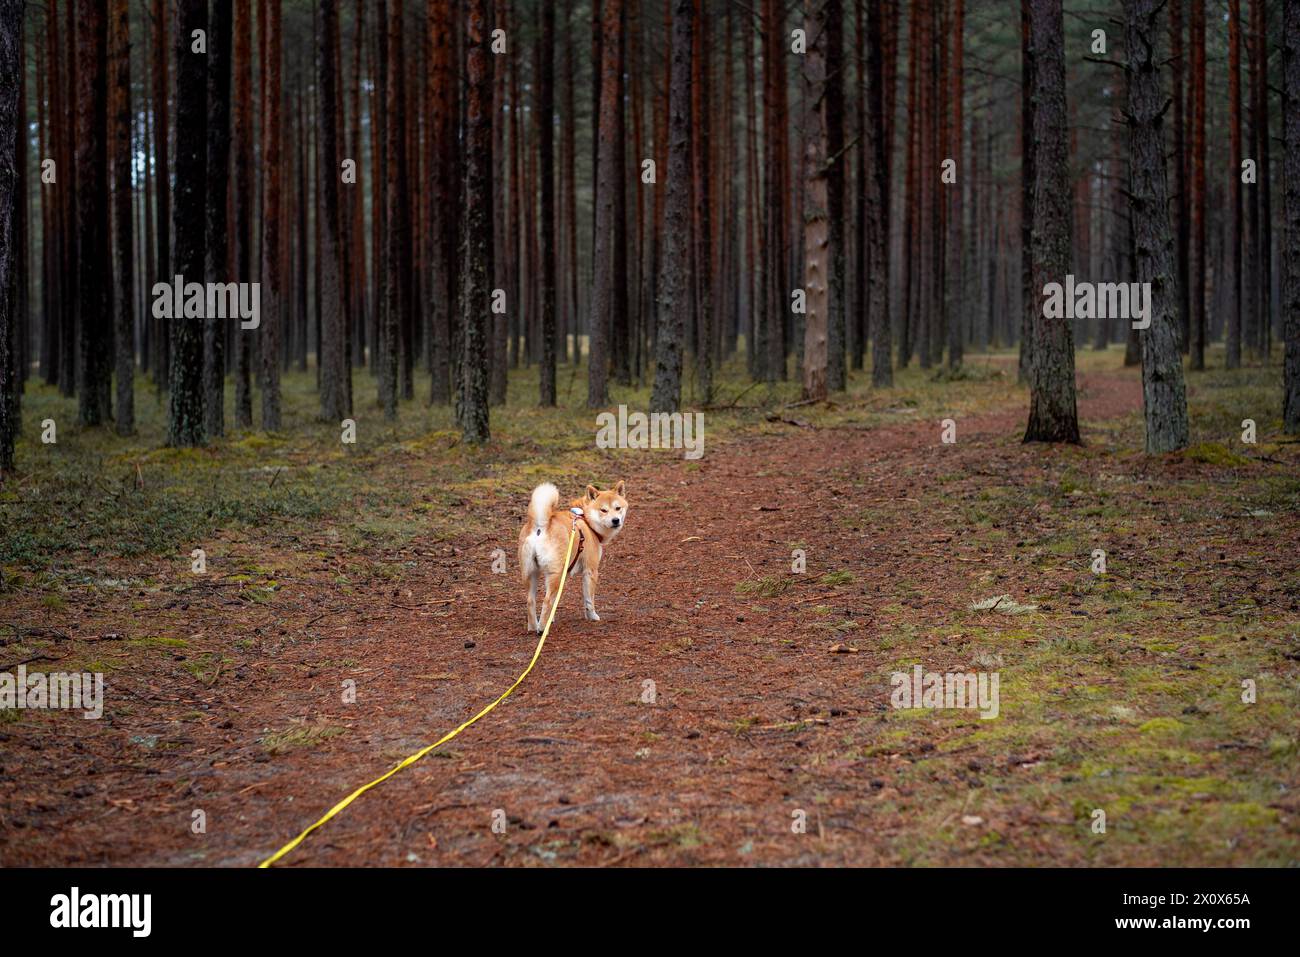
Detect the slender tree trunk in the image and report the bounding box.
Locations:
[76,0,111,426]
[259,0,283,430]
[538,0,557,405]
[589,0,621,407]
[1170,0,1189,353]
[1189,0,1206,369]
[428,0,454,403]
[946,0,965,370]
[1256,0,1274,357]
[152,0,170,392]
[204,0,232,438]
[1023,0,1079,444]
[318,0,347,420]
[867,0,891,387]
[459,0,493,441]
[0,0,19,473]
[801,0,829,401]
[1228,0,1243,368]
[111,0,134,435]
[691,0,712,403]
[1018,0,1034,382]
[650,0,692,413]
[233,0,253,428]
[1283,0,1300,431]
[1125,0,1189,452]
[168,0,208,445]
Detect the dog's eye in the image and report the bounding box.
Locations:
[600,507,608,513]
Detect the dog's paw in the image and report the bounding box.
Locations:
[584,608,601,621]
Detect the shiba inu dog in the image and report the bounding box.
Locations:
[518,481,628,632]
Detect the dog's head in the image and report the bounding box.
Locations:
[582,481,628,539]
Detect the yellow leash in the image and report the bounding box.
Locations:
[258,522,580,868]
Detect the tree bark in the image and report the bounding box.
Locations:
[867,0,891,387]
[232,0,253,428]
[111,0,134,435]
[588,0,621,407]
[76,0,111,427]
[1188,0,1206,369]
[168,0,208,445]
[318,0,347,421]
[1124,0,1189,452]
[650,0,692,413]
[204,0,233,438]
[0,0,20,473]
[801,0,829,402]
[1284,0,1300,431]
[458,0,493,442]
[1023,0,1079,444]
[259,0,283,430]
[538,0,557,405]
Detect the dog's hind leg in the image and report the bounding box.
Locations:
[539,570,562,630]
[526,568,541,633]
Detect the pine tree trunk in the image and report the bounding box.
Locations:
[946,0,965,370]
[650,0,692,413]
[1188,0,1206,369]
[1170,0,1190,354]
[801,0,829,402]
[152,0,170,391]
[691,0,712,403]
[427,0,454,403]
[1124,0,1190,452]
[259,0,283,430]
[76,0,111,427]
[0,0,19,473]
[538,0,557,406]
[204,0,232,438]
[232,0,253,428]
[588,0,621,407]
[867,0,891,387]
[1228,0,1243,369]
[1283,0,1300,431]
[318,0,347,420]
[1023,0,1079,444]
[168,0,208,445]
[111,0,134,436]
[458,0,493,442]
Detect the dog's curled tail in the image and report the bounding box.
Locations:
[526,482,560,533]
[519,483,560,582]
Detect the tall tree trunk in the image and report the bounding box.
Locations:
[1023,0,1079,444]
[823,0,845,391]
[1170,0,1189,354]
[1228,0,1243,369]
[152,0,170,391]
[111,0,134,435]
[0,0,19,473]
[1283,0,1300,431]
[205,0,233,438]
[1256,0,1274,357]
[259,0,283,430]
[1018,0,1034,382]
[76,0,111,426]
[232,0,253,428]
[801,0,829,401]
[588,0,621,407]
[1125,0,1189,452]
[867,0,891,387]
[318,0,347,420]
[458,0,493,441]
[168,0,208,445]
[538,0,557,405]
[1188,0,1206,369]
[428,0,454,403]
[762,0,788,384]
[650,0,692,413]
[691,0,712,403]
[946,0,965,370]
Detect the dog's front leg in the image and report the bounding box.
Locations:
[582,568,600,621]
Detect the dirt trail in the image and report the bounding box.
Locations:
[4,370,1147,866]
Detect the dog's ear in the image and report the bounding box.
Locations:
[586,484,599,500]
[615,480,625,496]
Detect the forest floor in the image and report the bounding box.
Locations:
[1,346,1298,866]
